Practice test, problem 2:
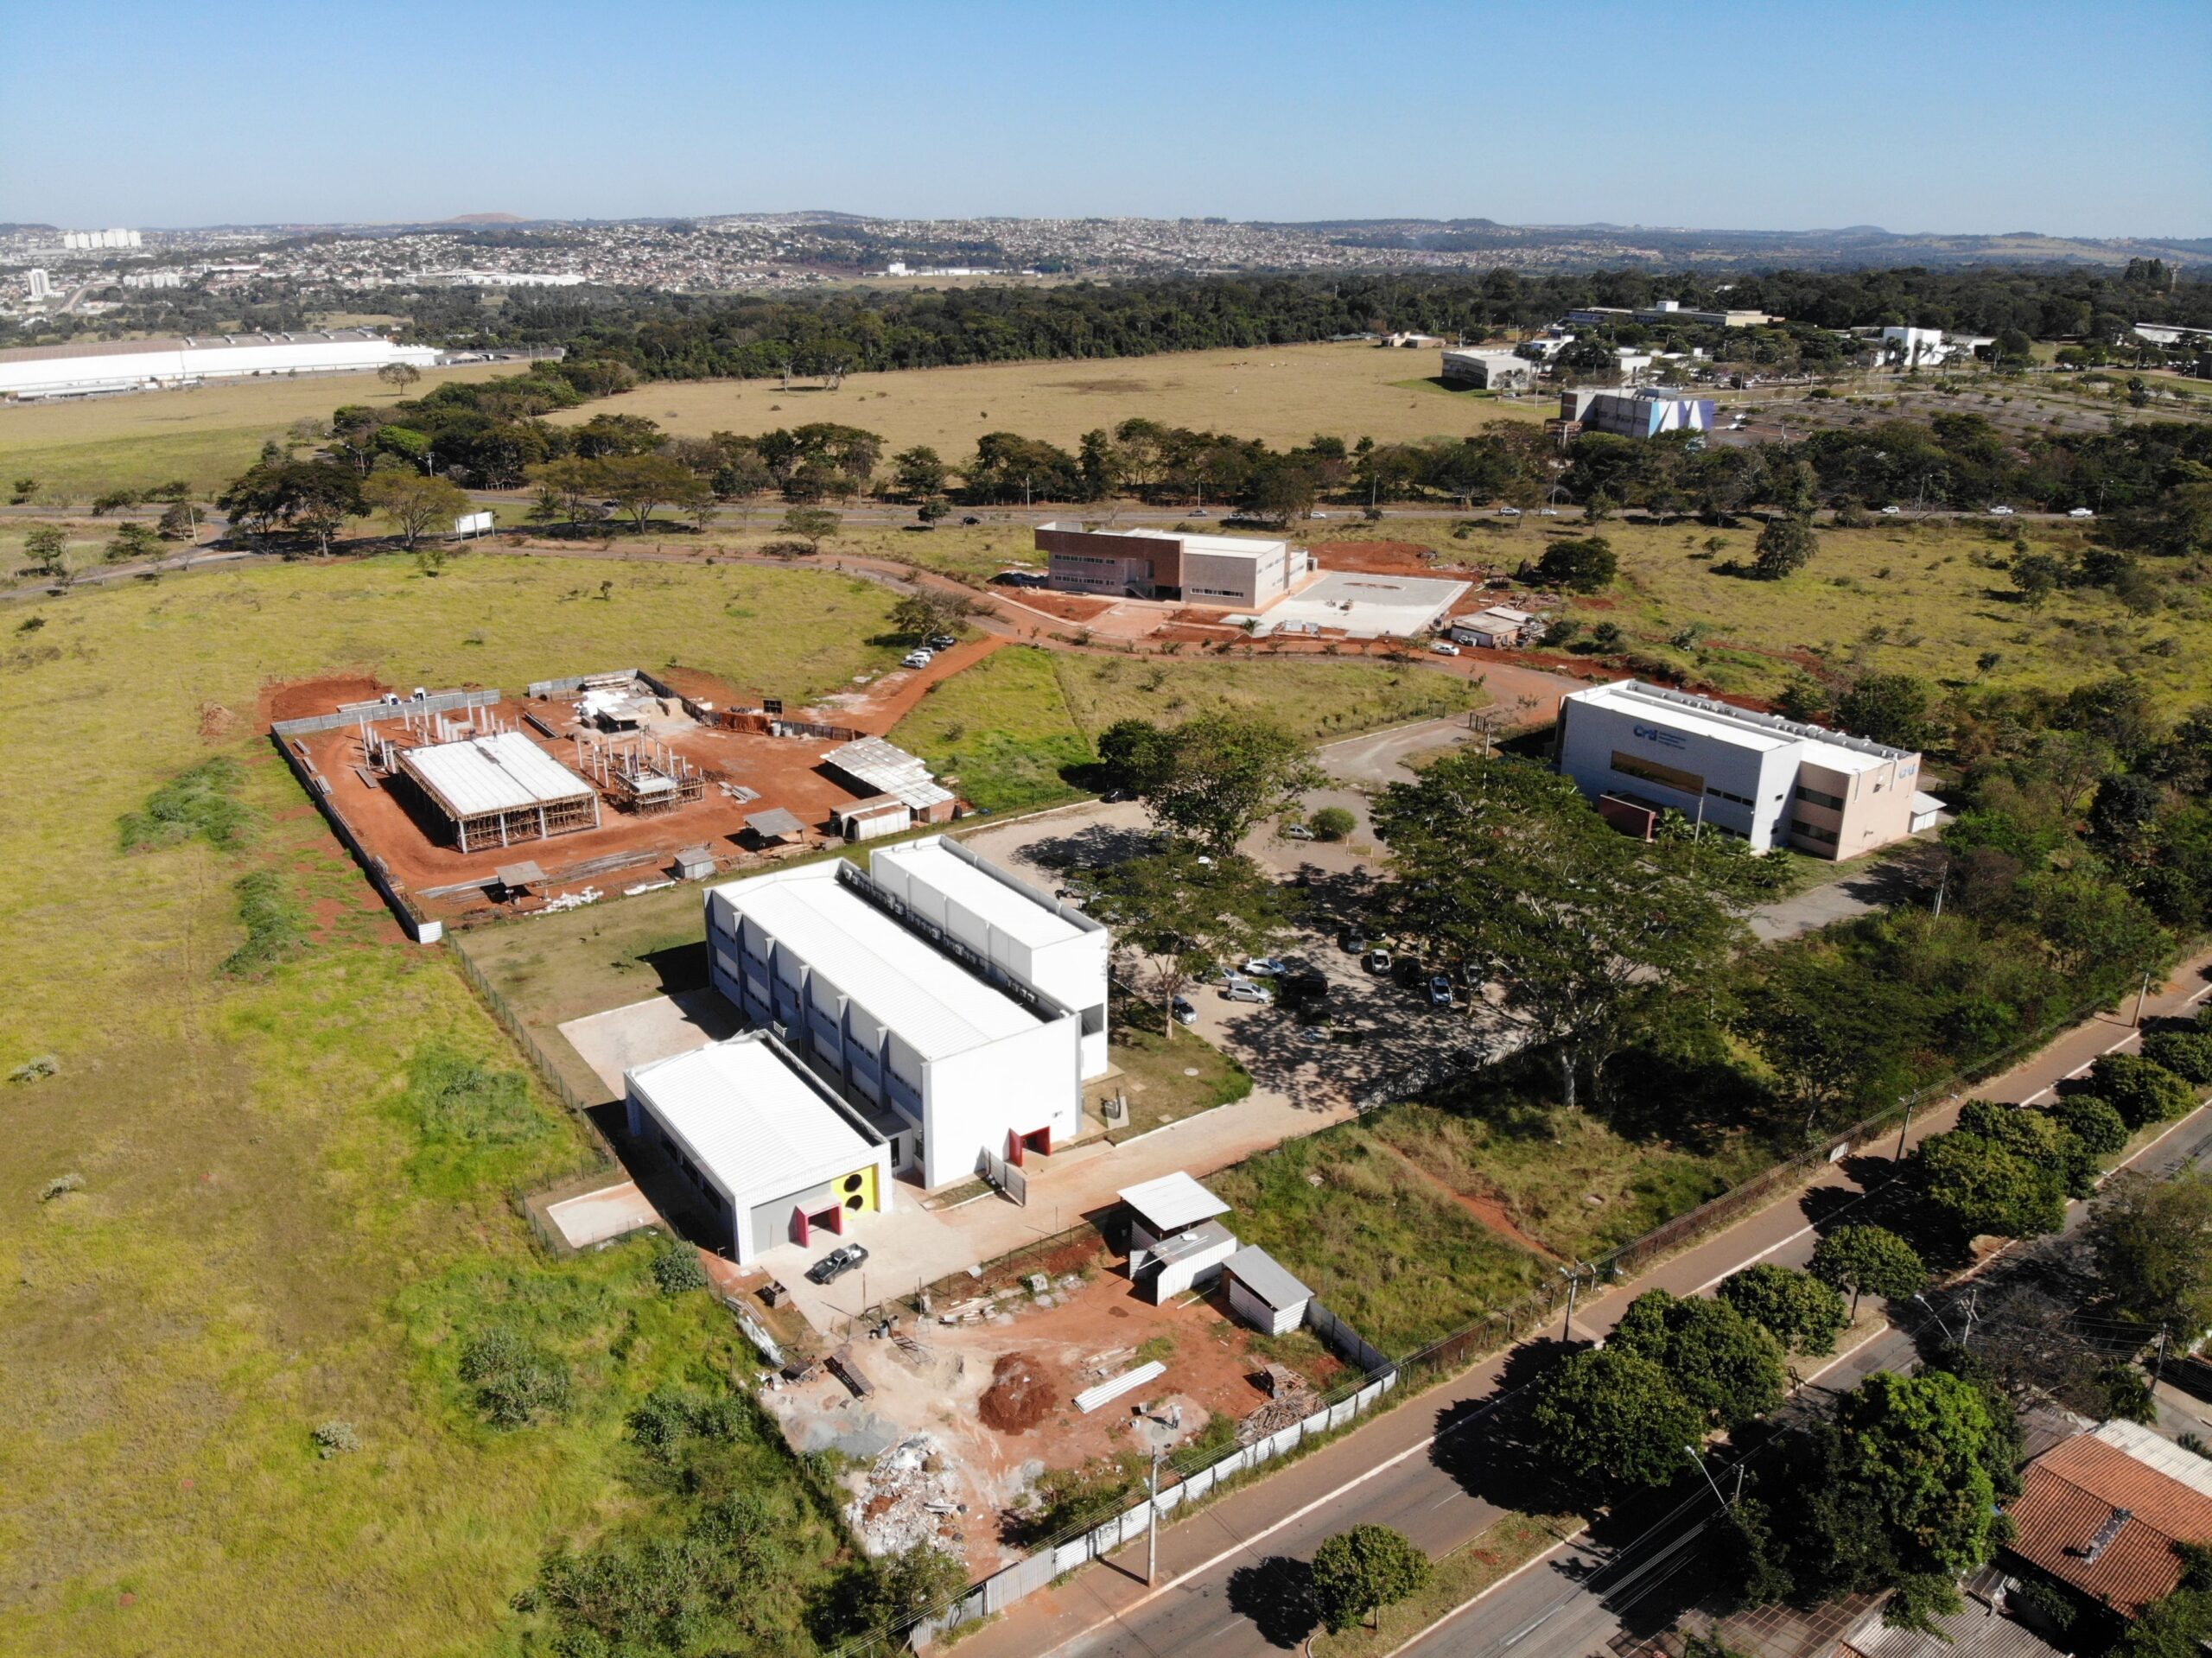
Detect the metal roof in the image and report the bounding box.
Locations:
[493,861,546,888]
[1119,1171,1232,1234]
[401,732,595,816]
[745,808,806,837]
[1221,1245,1312,1309]
[823,737,955,811]
[708,866,1039,1060]
[628,1034,880,1201]
[872,838,1092,950]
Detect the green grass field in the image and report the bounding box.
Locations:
[0,552,931,1656]
[889,644,1093,812]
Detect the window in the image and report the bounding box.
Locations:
[1790,818,1839,845]
[1705,785,1755,807]
[1611,749,1706,797]
[1793,785,1847,811]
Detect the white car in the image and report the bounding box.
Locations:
[1311,510,1331,519]
[1429,638,1461,656]
[1497,506,1522,518]
[2069,506,2095,518]
[1243,957,1289,978]
[1988,505,2015,517]
[1539,507,1558,516]
[1881,505,1903,516]
[901,650,933,669]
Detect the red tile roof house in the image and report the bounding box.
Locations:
[2004,1420,2212,1619]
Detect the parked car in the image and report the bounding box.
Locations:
[807,1242,870,1285]
[1222,977,1272,1004]
[1311,510,1331,519]
[1988,505,2015,517]
[926,633,957,650]
[961,515,981,525]
[1429,638,1461,656]
[1283,969,1330,1008]
[1339,926,1370,954]
[1363,947,1394,975]
[1539,506,1558,516]
[1497,506,1522,518]
[1171,996,1197,1026]
[1881,505,1903,516]
[1427,974,1453,1008]
[1243,957,1288,978]
[2069,506,2095,518]
[901,650,933,669]
[1281,822,1316,841]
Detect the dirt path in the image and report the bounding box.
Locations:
[1367,1136,1562,1261]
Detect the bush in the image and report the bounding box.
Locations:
[652,1246,710,1296]
[1535,536,1618,593]
[406,1045,542,1145]
[2091,1051,2196,1128]
[1753,516,1819,578]
[219,871,308,978]
[312,1419,361,1458]
[459,1329,571,1428]
[1310,805,1357,842]
[11,1055,59,1085]
[2144,1031,2212,1086]
[39,1171,83,1200]
[118,756,254,852]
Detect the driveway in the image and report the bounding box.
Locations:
[556,988,746,1095]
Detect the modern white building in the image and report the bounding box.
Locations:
[0,330,442,400]
[24,269,53,302]
[1554,680,1942,859]
[1878,326,1993,369]
[625,1031,893,1266]
[1034,522,1307,607]
[1558,385,1715,440]
[704,857,1086,1190]
[1440,348,1540,391]
[870,835,1111,1079]
[61,229,143,250]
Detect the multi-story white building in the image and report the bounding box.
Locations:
[704,855,1087,1190]
[1440,348,1539,391]
[23,269,52,302]
[1554,680,1943,859]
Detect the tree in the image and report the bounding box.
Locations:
[364,470,472,549]
[1135,715,1322,857]
[2088,1172,2212,1341]
[157,499,198,541]
[376,360,422,391]
[850,1543,969,1640]
[597,453,710,532]
[1309,1525,1431,1635]
[1534,536,1617,592]
[570,412,664,459]
[1310,805,1357,842]
[1915,1100,2075,1241]
[778,505,842,554]
[1834,672,1933,749]
[1095,718,1173,795]
[1737,948,1926,1133]
[1524,1346,1703,1493]
[2046,1092,2130,1155]
[1093,848,1292,1039]
[888,587,972,642]
[1719,1263,1849,1355]
[1372,753,1756,1110]
[1808,1225,1925,1321]
[216,459,366,555]
[1611,1289,1786,1429]
[1752,515,1818,579]
[2091,1051,2196,1128]
[23,524,68,578]
[892,445,948,502]
[105,521,160,564]
[2145,1032,2212,1086]
[2010,551,2065,608]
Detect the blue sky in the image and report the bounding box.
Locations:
[2,0,2206,236]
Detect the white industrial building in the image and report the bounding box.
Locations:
[1878,326,1993,369]
[62,229,143,250]
[1034,522,1308,608]
[625,1031,893,1266]
[704,856,1086,1191]
[394,729,602,850]
[0,330,441,400]
[1440,347,1540,391]
[870,835,1111,1079]
[1121,1172,1238,1303]
[1554,680,1942,858]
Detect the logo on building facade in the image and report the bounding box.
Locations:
[1631,722,1688,750]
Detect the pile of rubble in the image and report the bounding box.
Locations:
[930,1273,1085,1326]
[845,1432,969,1557]
[1236,1363,1321,1445]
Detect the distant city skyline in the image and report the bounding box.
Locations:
[3,0,2207,240]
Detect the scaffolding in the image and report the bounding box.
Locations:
[573,733,708,815]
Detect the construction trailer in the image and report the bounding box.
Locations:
[393,728,601,853]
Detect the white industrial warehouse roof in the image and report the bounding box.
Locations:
[629,1036,879,1198]
[1570,680,1920,774]
[823,737,956,811]
[872,838,1090,950]
[1222,1245,1312,1310]
[1118,1172,1232,1234]
[402,731,594,815]
[709,867,1039,1058]
[1122,526,1287,559]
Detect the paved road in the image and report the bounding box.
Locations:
[951,954,2212,1658]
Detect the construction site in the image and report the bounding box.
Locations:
[267,667,966,931]
[756,1256,1345,1574]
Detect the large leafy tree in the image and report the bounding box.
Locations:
[1309,1524,1431,1635]
[1132,715,1321,857]
[1609,1289,1785,1429]
[1092,848,1293,1039]
[1371,753,1758,1110]
[1914,1100,2079,1242]
[1808,1225,1925,1319]
[217,459,366,555]
[364,469,472,549]
[2088,1171,2212,1342]
[1524,1346,1704,1494]
[594,453,711,532]
[1719,1264,1849,1355]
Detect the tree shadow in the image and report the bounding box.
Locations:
[1429,1337,1586,1512]
[1225,1555,1319,1649]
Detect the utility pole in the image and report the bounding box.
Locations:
[1146,1449,1163,1585]
[1560,1261,1593,1341]
[2134,970,2154,1026]
[1892,1095,1916,1162]
[2153,1328,2171,1394]
[1913,1293,1956,1344]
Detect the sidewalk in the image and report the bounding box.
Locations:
[949,950,2212,1658]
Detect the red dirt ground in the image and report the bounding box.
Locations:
[1003,590,1114,624]
[261,672,387,725]
[817,635,1008,732]
[1308,539,1468,576]
[977,1351,1063,1434]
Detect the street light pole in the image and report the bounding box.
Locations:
[1684,1445,1730,1510]
[1913,1293,1955,1343]
[2134,970,2153,1026]
[1147,1449,1163,1585]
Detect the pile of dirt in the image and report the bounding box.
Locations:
[197,701,238,741]
[978,1351,1062,1434]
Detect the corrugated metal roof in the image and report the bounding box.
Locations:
[629,1035,879,1201]
[1222,1245,1312,1310]
[823,737,955,811]
[402,731,594,816]
[872,838,1086,950]
[745,808,806,837]
[1119,1172,1232,1234]
[2005,1429,2212,1616]
[709,866,1039,1060]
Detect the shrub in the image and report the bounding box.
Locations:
[219,871,308,978]
[406,1045,542,1144]
[2091,1052,2196,1128]
[39,1171,83,1200]
[652,1246,710,1296]
[118,756,254,852]
[459,1329,571,1428]
[2144,1031,2212,1086]
[312,1419,361,1458]
[10,1054,59,1084]
[1753,516,1819,579]
[1310,805,1357,842]
[1535,537,1618,592]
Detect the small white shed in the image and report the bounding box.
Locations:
[1120,1172,1239,1303]
[1221,1245,1313,1337]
